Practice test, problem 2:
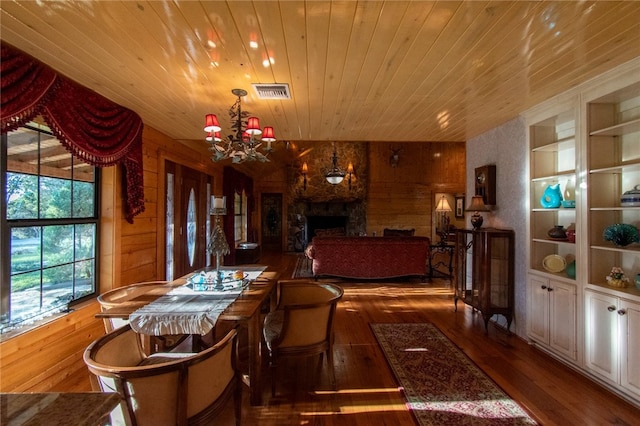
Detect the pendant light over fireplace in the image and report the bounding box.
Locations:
[325,145,346,184]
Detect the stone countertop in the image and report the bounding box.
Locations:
[1,392,122,426]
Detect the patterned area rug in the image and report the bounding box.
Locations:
[371,323,538,425]
[292,254,313,278]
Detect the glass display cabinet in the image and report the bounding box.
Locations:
[453,228,515,333]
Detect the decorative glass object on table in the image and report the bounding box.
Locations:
[189,269,247,292]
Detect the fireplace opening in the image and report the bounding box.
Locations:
[307,216,348,241]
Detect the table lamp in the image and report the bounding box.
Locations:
[466,195,490,230]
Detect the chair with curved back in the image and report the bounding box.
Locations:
[97,280,191,352]
[84,324,241,426]
[263,279,344,396]
[97,281,177,332]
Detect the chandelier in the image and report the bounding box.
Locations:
[203,88,276,163]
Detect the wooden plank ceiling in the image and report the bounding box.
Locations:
[1,1,639,147]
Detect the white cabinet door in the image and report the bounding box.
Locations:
[549,280,577,359]
[620,299,640,399]
[527,275,577,361]
[527,275,550,344]
[585,289,618,384]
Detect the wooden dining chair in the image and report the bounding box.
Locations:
[97,280,189,352]
[97,281,175,332]
[84,324,241,426]
[262,279,344,396]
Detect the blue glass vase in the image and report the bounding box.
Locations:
[540,184,563,208]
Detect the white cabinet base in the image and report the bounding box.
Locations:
[585,288,640,403]
[527,273,577,363]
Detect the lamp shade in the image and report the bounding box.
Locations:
[326,172,345,184]
[204,114,221,132]
[466,195,490,212]
[245,117,262,135]
[210,195,227,215]
[347,162,354,174]
[261,126,276,142]
[302,162,309,173]
[206,131,222,143]
[435,196,452,212]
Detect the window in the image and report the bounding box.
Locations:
[1,123,99,333]
[234,191,247,243]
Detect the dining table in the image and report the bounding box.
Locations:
[96,266,279,406]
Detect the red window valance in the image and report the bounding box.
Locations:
[1,42,144,222]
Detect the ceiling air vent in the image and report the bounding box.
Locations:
[252,83,291,100]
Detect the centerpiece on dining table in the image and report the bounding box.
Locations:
[188,269,247,292]
[206,195,231,290]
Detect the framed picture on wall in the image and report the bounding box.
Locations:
[455,195,465,219]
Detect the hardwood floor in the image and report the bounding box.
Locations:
[67,252,639,425]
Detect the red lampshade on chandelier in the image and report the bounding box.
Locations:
[204,114,221,132]
[203,88,276,163]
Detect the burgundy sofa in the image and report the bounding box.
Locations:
[305,236,431,280]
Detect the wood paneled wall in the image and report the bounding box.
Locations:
[0,304,103,392]
[367,142,465,237]
[254,141,466,244]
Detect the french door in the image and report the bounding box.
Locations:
[166,161,211,279]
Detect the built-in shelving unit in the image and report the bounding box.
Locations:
[526,99,580,366]
[586,81,640,289]
[582,78,640,403]
[525,59,640,406]
[528,107,578,280]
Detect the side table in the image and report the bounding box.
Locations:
[429,242,454,279]
[236,244,261,264]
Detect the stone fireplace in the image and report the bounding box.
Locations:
[306,215,348,239]
[285,142,369,252]
[287,201,367,252]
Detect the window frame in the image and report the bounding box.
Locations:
[1,124,101,332]
[234,190,247,243]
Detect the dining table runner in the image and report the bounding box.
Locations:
[129,266,267,336]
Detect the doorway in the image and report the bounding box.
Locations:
[166,161,212,279]
[261,193,282,251]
